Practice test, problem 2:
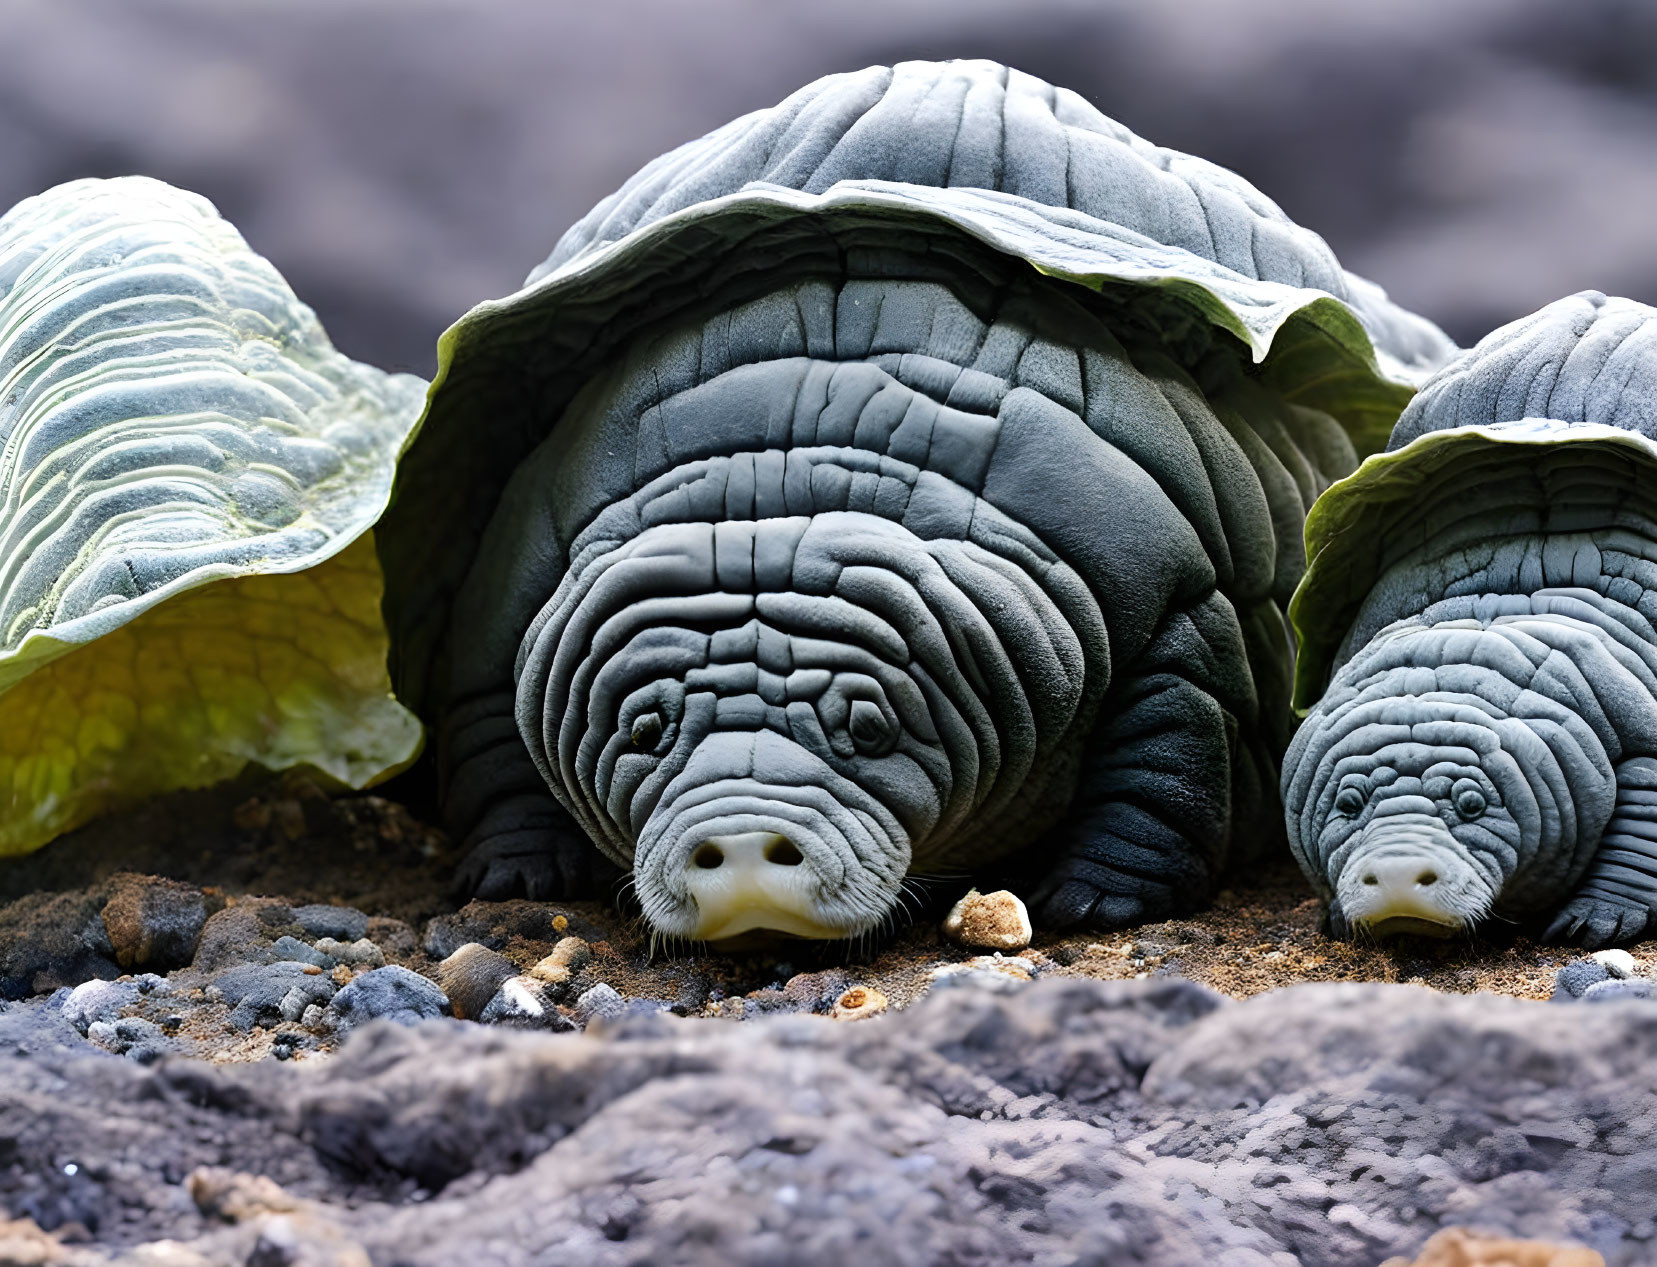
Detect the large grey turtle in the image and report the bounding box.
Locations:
[1285,290,1657,947]
[0,176,425,859]
[380,60,1452,941]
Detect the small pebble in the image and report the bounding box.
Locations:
[1591,948,1638,979]
[211,962,337,1032]
[62,978,141,1034]
[478,976,576,1031]
[292,904,370,943]
[930,954,1037,994]
[942,889,1032,952]
[930,966,1027,995]
[313,936,385,968]
[529,936,593,988]
[88,1016,170,1063]
[270,936,335,969]
[1582,978,1655,1003]
[830,986,888,1021]
[939,954,1037,981]
[1552,959,1612,1001]
[574,982,626,1028]
[437,943,518,1020]
[279,986,315,1023]
[329,965,451,1031]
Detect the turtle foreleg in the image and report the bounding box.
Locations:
[442,690,619,901]
[1030,601,1242,931]
[1544,756,1657,948]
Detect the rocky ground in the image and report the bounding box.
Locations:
[3,775,1653,1265]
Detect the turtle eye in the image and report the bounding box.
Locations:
[630,711,664,752]
[1333,786,1366,818]
[1453,780,1487,820]
[848,699,894,756]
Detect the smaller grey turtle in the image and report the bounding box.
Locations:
[1285,291,1657,946]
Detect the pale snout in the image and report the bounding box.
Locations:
[1336,816,1494,938]
[632,730,910,943]
[678,830,849,940]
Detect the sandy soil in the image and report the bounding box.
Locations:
[2,771,1644,1057]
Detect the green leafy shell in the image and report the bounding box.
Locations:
[0,177,426,855]
[1289,419,1657,711]
[381,179,1449,719]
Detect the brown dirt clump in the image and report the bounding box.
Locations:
[1382,1227,1605,1266]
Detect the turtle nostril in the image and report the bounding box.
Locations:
[1362,873,1379,886]
[693,843,725,870]
[765,838,803,867]
[1417,870,1438,887]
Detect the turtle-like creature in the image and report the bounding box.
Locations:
[0,176,425,857]
[1286,290,1657,947]
[380,60,1452,940]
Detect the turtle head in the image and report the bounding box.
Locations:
[515,503,1097,943]
[1316,756,1512,939]
[1284,641,1615,940]
[627,715,918,942]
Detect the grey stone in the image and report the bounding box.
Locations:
[211,962,337,1033]
[62,978,141,1034]
[572,983,624,1028]
[1553,959,1613,1000]
[329,965,450,1031]
[5,979,1655,1264]
[0,995,90,1057]
[292,904,370,943]
[191,902,288,972]
[477,977,575,1031]
[269,935,336,969]
[1582,978,1656,1003]
[313,937,385,968]
[87,1016,170,1064]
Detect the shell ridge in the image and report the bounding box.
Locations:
[383,61,1452,726]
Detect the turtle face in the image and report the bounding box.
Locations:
[1311,747,1514,938]
[617,689,922,942]
[1285,668,1613,939]
[515,508,1095,942]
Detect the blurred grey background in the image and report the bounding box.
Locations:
[3,0,1653,376]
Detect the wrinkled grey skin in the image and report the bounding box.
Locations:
[1285,291,1657,947]
[452,272,1348,939]
[429,61,1440,941]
